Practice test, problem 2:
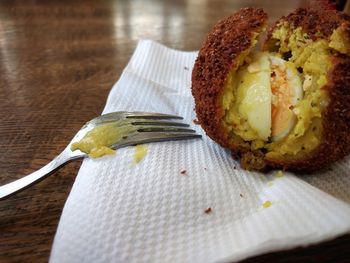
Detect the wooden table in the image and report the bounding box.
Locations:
[0,0,349,262]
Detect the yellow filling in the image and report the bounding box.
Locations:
[329,26,350,55]
[222,25,339,159]
[71,121,136,158]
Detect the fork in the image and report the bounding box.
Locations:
[0,111,201,200]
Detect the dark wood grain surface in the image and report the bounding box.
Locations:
[0,0,349,262]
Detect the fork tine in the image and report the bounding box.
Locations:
[89,112,125,124]
[124,112,183,119]
[113,132,201,149]
[137,126,196,133]
[130,120,189,127]
[89,111,183,126]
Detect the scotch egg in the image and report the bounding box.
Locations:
[192,7,350,171]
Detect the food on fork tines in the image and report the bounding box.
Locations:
[191,7,350,171]
[71,121,132,158]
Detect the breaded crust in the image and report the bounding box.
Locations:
[191,8,267,149]
[265,8,350,172]
[192,7,350,172]
[266,54,350,172]
[266,7,350,43]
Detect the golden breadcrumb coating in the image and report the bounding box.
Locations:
[192,7,350,172]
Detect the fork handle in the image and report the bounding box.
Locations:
[0,150,82,200]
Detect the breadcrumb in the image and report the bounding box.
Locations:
[204,207,212,214]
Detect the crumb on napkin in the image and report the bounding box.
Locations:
[204,207,212,214]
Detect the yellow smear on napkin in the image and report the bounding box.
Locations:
[262,200,272,208]
[134,144,148,164]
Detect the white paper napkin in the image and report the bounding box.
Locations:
[50,40,350,263]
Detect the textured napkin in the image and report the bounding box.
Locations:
[50,40,350,263]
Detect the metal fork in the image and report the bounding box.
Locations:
[0,111,201,200]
